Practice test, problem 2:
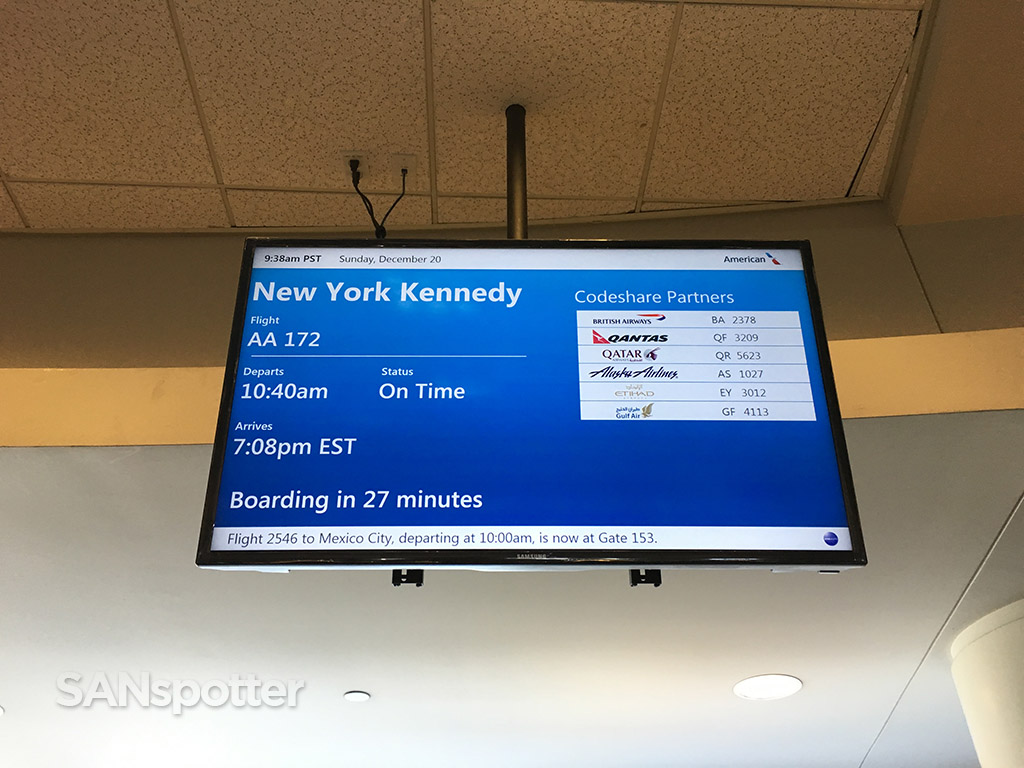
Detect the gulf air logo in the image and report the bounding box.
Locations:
[593,331,610,344]
[767,252,782,265]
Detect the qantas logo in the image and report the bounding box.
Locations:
[592,331,668,344]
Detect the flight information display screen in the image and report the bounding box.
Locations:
[197,239,864,570]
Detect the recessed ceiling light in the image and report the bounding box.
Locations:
[343,690,371,703]
[733,674,803,700]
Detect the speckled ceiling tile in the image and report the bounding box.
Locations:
[174,0,429,192]
[228,189,432,228]
[438,196,633,224]
[645,5,917,202]
[854,70,908,197]
[9,183,229,229]
[0,1,215,184]
[431,0,674,198]
[0,186,24,228]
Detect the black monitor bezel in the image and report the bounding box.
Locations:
[196,238,866,570]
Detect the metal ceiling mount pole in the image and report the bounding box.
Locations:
[506,104,527,239]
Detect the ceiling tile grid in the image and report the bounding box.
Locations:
[429,0,675,199]
[641,200,744,213]
[0,0,927,231]
[0,184,24,227]
[855,69,909,197]
[645,5,917,202]
[0,0,216,185]
[9,183,229,229]
[228,189,433,228]
[173,0,431,193]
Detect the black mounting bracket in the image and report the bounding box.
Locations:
[392,569,424,587]
[629,569,662,588]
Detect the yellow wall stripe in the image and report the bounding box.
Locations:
[2,328,1021,446]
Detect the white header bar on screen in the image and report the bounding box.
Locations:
[251,246,804,271]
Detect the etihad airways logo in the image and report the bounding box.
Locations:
[592,331,668,344]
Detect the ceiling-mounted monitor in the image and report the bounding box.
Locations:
[197,239,865,571]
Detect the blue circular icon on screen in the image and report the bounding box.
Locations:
[823,532,839,547]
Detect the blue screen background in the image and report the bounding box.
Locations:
[213,265,850,529]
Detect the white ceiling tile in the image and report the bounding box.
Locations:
[10,183,229,229]
[530,198,633,221]
[854,72,908,197]
[175,0,430,192]
[438,197,632,225]
[645,5,917,201]
[437,197,503,225]
[0,185,24,228]
[0,1,215,184]
[228,189,432,229]
[431,0,674,198]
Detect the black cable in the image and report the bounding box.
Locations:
[350,160,407,239]
[379,168,407,231]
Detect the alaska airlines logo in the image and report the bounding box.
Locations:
[588,366,678,380]
[592,331,668,344]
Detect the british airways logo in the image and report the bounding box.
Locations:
[592,313,665,325]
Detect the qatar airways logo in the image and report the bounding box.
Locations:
[600,346,660,361]
[592,331,668,344]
